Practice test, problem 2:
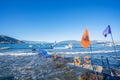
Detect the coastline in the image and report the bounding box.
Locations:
[0,52,120,80]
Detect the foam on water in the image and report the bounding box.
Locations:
[0,52,38,56]
[52,50,120,54]
[0,49,119,56]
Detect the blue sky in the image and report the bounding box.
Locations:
[0,0,120,42]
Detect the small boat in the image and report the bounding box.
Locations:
[65,43,72,49]
[0,47,10,50]
[115,43,120,46]
[29,45,33,48]
[104,43,113,47]
[51,41,57,49]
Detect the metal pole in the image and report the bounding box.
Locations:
[89,45,93,58]
[106,57,114,76]
[110,33,117,58]
[101,56,104,80]
[89,44,98,80]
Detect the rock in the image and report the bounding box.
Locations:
[53,77,60,80]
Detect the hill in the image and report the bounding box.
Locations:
[23,40,49,44]
[0,35,24,44]
[58,40,108,44]
[58,40,80,44]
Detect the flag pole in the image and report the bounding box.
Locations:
[81,28,98,80]
[89,44,98,80]
[106,57,114,76]
[110,32,117,58]
[103,25,117,58]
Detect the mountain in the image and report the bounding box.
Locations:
[23,40,49,44]
[58,40,108,44]
[58,40,80,44]
[0,35,24,44]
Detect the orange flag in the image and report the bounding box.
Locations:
[81,28,90,49]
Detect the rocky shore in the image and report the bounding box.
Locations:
[1,53,120,80]
[0,53,93,80]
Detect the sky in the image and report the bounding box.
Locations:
[0,0,120,42]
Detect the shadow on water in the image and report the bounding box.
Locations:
[0,76,14,80]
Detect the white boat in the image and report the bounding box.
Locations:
[103,42,120,47]
[115,42,120,46]
[104,43,113,47]
[51,41,57,49]
[29,45,33,48]
[0,47,10,50]
[65,43,72,49]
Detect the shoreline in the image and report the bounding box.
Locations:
[0,53,120,80]
[0,49,120,55]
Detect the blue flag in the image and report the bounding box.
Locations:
[103,25,111,37]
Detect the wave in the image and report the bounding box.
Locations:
[0,49,119,56]
[0,52,38,56]
[51,50,120,54]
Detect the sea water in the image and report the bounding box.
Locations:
[0,43,120,57]
[0,43,120,59]
[0,43,120,79]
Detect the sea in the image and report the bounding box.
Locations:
[0,43,120,64]
[0,43,120,79]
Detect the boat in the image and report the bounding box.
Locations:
[0,47,10,50]
[115,42,120,46]
[29,45,33,48]
[51,41,57,49]
[103,43,113,47]
[65,43,72,49]
[103,42,120,47]
[53,42,73,49]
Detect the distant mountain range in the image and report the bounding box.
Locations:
[23,40,111,44]
[58,40,80,44]
[58,40,106,44]
[0,35,116,44]
[23,40,49,44]
[0,35,24,44]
